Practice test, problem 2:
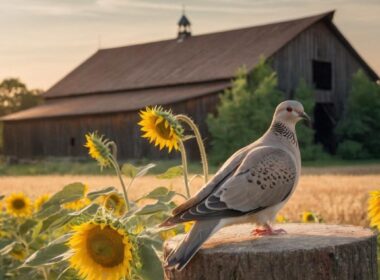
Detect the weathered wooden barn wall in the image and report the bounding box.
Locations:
[3,93,220,160]
[272,20,367,117]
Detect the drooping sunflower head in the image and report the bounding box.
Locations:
[301,211,318,223]
[5,193,33,218]
[34,194,50,212]
[368,190,380,231]
[68,220,138,280]
[103,193,126,217]
[85,132,112,168]
[138,106,184,152]
[63,185,90,211]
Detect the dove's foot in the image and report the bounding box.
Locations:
[251,225,287,236]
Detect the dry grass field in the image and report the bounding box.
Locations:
[1,164,379,227]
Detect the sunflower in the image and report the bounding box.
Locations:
[34,194,50,212]
[68,221,136,280]
[160,229,177,240]
[10,244,27,261]
[85,132,112,167]
[5,193,33,218]
[301,211,318,223]
[63,185,91,211]
[184,221,194,233]
[138,106,184,152]
[275,215,287,223]
[103,193,126,217]
[368,190,380,231]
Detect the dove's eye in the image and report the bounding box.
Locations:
[286,107,293,112]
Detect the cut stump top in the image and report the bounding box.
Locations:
[164,223,377,280]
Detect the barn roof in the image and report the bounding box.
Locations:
[1,81,229,121]
[2,10,378,122]
[44,11,336,99]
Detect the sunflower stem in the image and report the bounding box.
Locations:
[179,140,191,198]
[108,141,118,162]
[175,114,209,183]
[41,267,49,280]
[110,159,130,212]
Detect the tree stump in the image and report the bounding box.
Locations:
[164,223,378,280]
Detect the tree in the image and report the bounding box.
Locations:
[294,79,327,161]
[207,58,283,164]
[0,78,43,117]
[336,70,380,159]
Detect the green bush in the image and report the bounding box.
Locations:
[207,58,283,164]
[336,70,380,158]
[294,79,329,161]
[336,140,368,159]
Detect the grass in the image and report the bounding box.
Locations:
[0,158,210,176]
[0,157,379,176]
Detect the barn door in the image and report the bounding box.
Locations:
[314,103,337,154]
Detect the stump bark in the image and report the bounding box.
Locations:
[164,223,378,280]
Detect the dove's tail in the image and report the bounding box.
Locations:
[165,219,220,271]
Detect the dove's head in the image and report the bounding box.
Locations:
[273,100,311,126]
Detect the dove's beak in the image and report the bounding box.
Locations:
[299,112,312,127]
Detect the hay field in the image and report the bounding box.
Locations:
[1,164,379,227]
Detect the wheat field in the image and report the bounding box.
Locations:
[1,165,379,227]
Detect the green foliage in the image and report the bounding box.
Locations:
[336,140,367,160]
[207,58,283,163]
[0,132,191,280]
[0,78,43,117]
[294,79,328,161]
[336,70,380,158]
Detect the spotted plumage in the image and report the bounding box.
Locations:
[162,100,311,270]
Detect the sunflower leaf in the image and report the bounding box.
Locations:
[39,209,69,233]
[137,237,164,280]
[136,186,175,203]
[44,182,85,207]
[122,163,156,178]
[135,202,170,215]
[156,166,183,179]
[35,204,61,220]
[121,163,138,178]
[136,163,156,177]
[19,219,38,236]
[0,240,16,255]
[87,186,116,201]
[22,241,71,267]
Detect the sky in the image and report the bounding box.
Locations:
[0,0,379,90]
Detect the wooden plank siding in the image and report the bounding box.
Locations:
[3,93,220,160]
[272,21,365,117]
[3,18,377,160]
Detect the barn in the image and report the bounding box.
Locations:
[1,10,378,160]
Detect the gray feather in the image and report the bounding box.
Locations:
[166,220,220,270]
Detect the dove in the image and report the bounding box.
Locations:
[160,100,311,270]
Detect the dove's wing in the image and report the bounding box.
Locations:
[171,142,255,216]
[173,146,297,222]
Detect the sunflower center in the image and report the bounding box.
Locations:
[87,226,124,267]
[155,118,172,140]
[306,214,314,222]
[12,199,26,210]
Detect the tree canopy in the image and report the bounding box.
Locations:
[0,78,43,117]
[207,59,283,163]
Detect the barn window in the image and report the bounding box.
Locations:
[312,60,332,90]
[70,137,76,147]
